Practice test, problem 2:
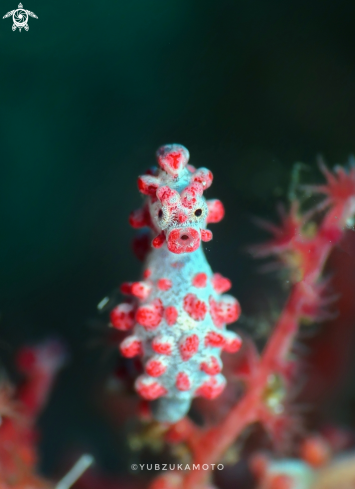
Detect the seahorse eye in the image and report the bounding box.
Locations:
[158,209,163,218]
[194,209,202,217]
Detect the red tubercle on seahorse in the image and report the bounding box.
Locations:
[110,303,135,331]
[157,278,172,291]
[176,372,192,391]
[136,299,164,330]
[135,376,167,400]
[211,272,231,293]
[206,199,225,223]
[192,272,207,288]
[183,293,208,321]
[179,334,200,361]
[195,375,226,399]
[131,281,152,300]
[143,268,152,279]
[164,306,178,325]
[145,357,168,377]
[200,355,222,375]
[151,334,174,355]
[152,231,166,249]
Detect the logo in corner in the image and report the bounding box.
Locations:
[3,3,37,32]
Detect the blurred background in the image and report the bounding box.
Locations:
[1,0,355,479]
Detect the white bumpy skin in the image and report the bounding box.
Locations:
[110,144,242,423]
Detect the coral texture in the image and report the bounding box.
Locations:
[110,144,242,422]
[0,340,64,488]
[0,341,94,489]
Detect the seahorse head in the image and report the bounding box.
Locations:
[130,144,225,254]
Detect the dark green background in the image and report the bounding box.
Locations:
[1,0,355,477]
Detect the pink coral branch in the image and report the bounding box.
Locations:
[0,340,65,488]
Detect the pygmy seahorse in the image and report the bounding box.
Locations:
[110,144,242,423]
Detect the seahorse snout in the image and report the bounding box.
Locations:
[167,227,200,254]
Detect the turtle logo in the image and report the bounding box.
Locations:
[3,3,38,32]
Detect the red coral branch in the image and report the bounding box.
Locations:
[0,340,65,489]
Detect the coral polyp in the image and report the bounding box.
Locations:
[110,144,242,422]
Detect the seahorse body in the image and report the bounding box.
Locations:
[110,144,242,423]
